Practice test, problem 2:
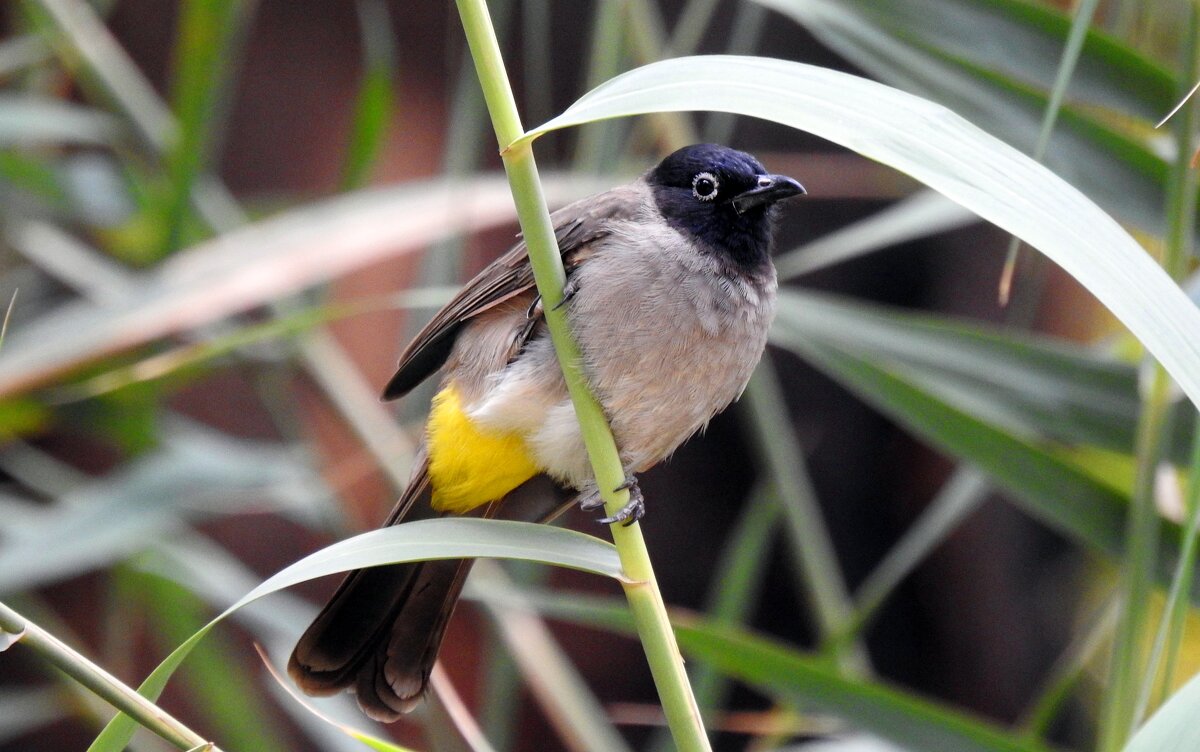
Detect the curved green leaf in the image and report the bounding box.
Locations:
[240,519,625,606]
[1125,670,1200,752]
[520,55,1200,414]
[777,290,1146,456]
[769,293,1200,595]
[0,430,331,594]
[772,316,1132,558]
[90,519,623,751]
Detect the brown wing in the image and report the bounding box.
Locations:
[381,185,640,400]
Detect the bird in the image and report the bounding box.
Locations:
[288,143,805,721]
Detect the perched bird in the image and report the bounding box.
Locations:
[288,143,805,720]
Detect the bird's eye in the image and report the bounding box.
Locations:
[691,172,719,202]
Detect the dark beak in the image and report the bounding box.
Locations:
[731,174,806,215]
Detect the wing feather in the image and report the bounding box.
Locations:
[381,185,639,400]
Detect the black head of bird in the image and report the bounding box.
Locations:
[646,143,806,269]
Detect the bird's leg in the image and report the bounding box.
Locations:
[576,483,604,511]
[578,474,645,527]
[601,476,645,526]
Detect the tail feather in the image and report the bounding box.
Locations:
[381,556,471,685]
[289,459,569,720]
[364,557,474,718]
[289,562,424,694]
[288,456,453,717]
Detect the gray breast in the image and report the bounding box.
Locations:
[567,216,777,472]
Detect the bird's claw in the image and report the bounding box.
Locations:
[552,278,580,311]
[579,475,645,527]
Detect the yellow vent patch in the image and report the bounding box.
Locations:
[426,385,540,514]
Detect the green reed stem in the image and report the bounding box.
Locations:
[454,1,711,749]
[0,600,220,752]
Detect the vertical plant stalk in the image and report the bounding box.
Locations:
[572,0,628,173]
[742,363,863,672]
[339,0,396,192]
[997,0,1099,305]
[1136,3,1200,725]
[474,561,635,752]
[1018,595,1120,740]
[160,0,253,256]
[1097,262,1173,752]
[1138,425,1200,720]
[454,1,710,750]
[0,601,220,752]
[1099,9,1199,750]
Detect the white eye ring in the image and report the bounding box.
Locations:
[692,172,719,201]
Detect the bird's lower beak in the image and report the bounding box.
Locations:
[731,174,806,215]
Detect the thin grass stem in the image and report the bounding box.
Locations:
[1138,423,1200,722]
[572,0,629,173]
[0,601,220,752]
[743,362,863,673]
[1018,594,1120,740]
[998,0,1099,305]
[1098,7,1199,749]
[1132,2,1200,726]
[339,0,396,191]
[474,561,635,752]
[649,483,781,752]
[829,468,988,654]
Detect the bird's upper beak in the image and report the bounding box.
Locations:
[731,174,806,215]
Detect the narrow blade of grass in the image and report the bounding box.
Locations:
[770,319,1134,560]
[130,569,290,752]
[0,174,602,398]
[775,190,977,280]
[998,0,1100,304]
[157,0,254,256]
[340,0,396,191]
[1101,11,1200,748]
[756,0,1175,235]
[472,561,634,752]
[743,362,861,670]
[0,289,17,353]
[649,485,780,752]
[828,469,989,654]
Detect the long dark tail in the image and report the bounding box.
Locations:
[288,454,475,721]
[288,456,569,721]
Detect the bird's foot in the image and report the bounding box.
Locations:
[552,277,581,310]
[579,475,645,527]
